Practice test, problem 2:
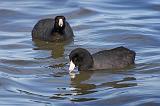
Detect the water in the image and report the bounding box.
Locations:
[0,0,160,106]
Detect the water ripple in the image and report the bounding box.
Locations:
[0,0,160,106]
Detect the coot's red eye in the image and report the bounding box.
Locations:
[55,20,59,24]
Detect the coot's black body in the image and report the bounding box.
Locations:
[32,16,74,42]
[69,46,136,71]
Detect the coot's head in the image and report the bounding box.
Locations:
[69,48,93,72]
[54,16,66,31]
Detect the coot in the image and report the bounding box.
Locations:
[69,46,136,72]
[32,16,74,42]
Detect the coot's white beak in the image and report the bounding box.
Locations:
[58,19,63,27]
[69,60,75,73]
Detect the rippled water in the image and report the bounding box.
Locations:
[0,0,160,106]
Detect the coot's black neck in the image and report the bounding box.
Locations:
[52,29,64,35]
[52,24,65,35]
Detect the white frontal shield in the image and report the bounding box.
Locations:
[58,19,63,27]
[69,60,75,73]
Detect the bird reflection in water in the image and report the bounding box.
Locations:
[32,39,73,59]
[50,65,137,102]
